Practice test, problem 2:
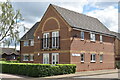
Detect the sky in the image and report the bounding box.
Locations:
[0,0,119,50]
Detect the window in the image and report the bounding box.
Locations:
[24,41,29,46]
[30,54,34,61]
[30,40,34,46]
[43,53,49,64]
[81,53,84,62]
[23,54,29,61]
[81,31,84,40]
[52,31,59,48]
[100,35,103,42]
[100,54,103,62]
[90,33,95,41]
[91,54,96,62]
[52,53,59,64]
[43,33,50,49]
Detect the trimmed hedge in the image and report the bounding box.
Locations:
[1,63,76,77]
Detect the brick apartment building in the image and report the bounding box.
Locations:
[20,4,116,71]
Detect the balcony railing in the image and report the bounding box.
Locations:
[41,37,60,50]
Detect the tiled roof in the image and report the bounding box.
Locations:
[21,4,115,40]
[20,22,40,40]
[0,48,19,55]
[52,4,112,35]
[111,31,120,40]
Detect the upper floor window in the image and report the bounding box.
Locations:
[81,53,84,62]
[24,41,29,46]
[52,31,59,48]
[30,40,34,46]
[81,31,84,40]
[90,33,95,41]
[91,54,96,62]
[100,35,103,42]
[43,33,50,49]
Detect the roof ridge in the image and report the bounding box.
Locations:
[51,4,97,20]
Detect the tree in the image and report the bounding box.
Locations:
[0,0,27,48]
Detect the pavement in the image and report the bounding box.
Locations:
[0,69,119,80]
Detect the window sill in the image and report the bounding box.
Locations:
[23,60,29,61]
[81,39,84,41]
[91,61,96,63]
[81,61,84,63]
[100,61,103,63]
[100,41,103,43]
[90,40,96,42]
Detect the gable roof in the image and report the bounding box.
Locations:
[21,4,115,41]
[52,4,112,35]
[20,22,40,40]
[0,48,19,55]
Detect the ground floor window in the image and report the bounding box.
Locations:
[30,54,34,61]
[91,54,96,62]
[43,53,49,64]
[52,53,59,64]
[100,54,103,62]
[81,53,84,62]
[23,54,29,61]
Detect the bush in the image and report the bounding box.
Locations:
[1,62,76,77]
[116,61,120,69]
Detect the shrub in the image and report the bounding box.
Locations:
[0,58,6,61]
[1,63,76,77]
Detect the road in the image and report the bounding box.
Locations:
[1,72,120,80]
[74,72,119,79]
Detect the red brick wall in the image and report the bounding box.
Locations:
[70,29,115,71]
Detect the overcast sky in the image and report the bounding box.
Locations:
[1,0,119,50]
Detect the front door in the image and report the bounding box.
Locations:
[52,53,59,64]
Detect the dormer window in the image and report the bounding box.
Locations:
[80,31,84,40]
[90,32,95,41]
[24,41,29,46]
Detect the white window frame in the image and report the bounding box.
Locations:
[100,54,103,62]
[23,54,29,61]
[30,54,34,61]
[43,33,50,49]
[23,41,29,46]
[52,31,59,48]
[30,40,34,46]
[91,54,96,62]
[43,53,49,64]
[52,53,59,64]
[100,35,103,42]
[81,53,84,62]
[90,33,96,41]
[81,31,84,40]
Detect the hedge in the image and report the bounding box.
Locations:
[1,62,76,77]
